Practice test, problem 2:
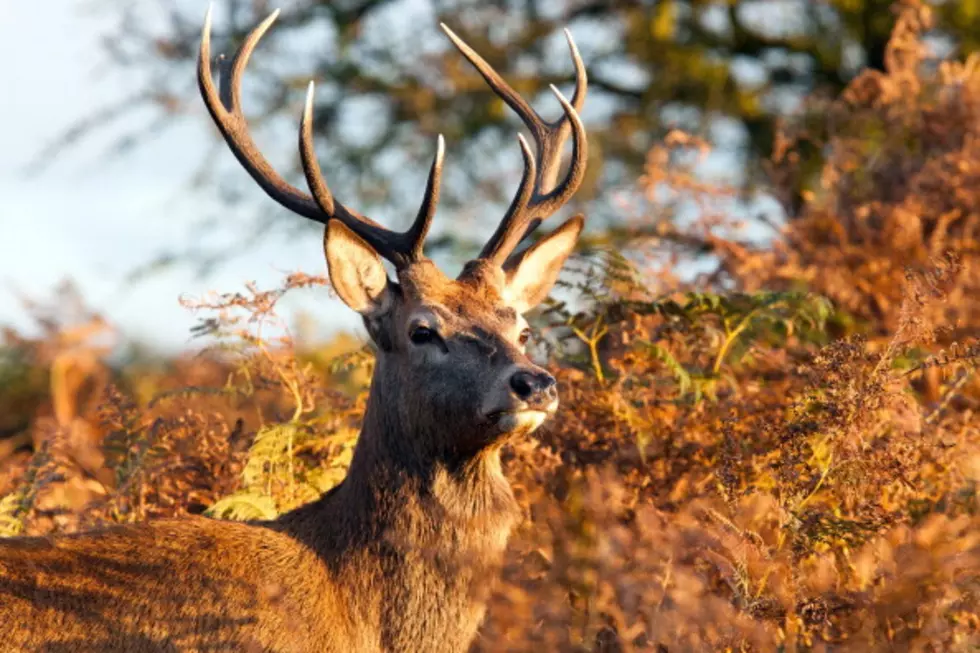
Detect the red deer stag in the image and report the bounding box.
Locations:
[0,7,587,652]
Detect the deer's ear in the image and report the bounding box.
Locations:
[324,221,393,316]
[502,215,583,313]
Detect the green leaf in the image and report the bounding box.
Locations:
[207,492,279,521]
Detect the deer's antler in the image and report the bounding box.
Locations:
[198,8,587,269]
[440,24,588,266]
[198,7,443,267]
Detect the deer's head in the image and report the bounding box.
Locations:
[198,10,587,460]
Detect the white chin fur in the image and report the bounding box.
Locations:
[497,410,548,433]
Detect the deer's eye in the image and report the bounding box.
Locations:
[518,328,532,346]
[410,326,438,345]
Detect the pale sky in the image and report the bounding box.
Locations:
[0,0,361,353]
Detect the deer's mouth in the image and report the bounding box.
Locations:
[487,403,557,433]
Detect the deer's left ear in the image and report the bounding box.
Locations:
[502,214,584,313]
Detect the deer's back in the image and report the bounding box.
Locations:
[0,517,360,652]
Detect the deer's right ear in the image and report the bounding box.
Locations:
[324,221,393,316]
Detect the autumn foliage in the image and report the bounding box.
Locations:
[3,2,980,650]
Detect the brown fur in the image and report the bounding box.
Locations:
[0,246,579,652]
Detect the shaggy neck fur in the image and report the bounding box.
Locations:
[275,357,520,651]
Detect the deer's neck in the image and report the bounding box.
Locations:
[274,374,520,649]
[281,400,520,556]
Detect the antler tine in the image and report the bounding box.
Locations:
[440,24,588,266]
[199,7,323,222]
[301,83,445,266]
[479,88,585,265]
[555,29,588,188]
[408,134,446,261]
[221,10,277,115]
[440,25,541,135]
[536,85,588,213]
[199,6,443,267]
[478,134,538,263]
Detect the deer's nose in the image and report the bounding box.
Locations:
[509,369,557,407]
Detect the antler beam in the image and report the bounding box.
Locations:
[198,7,443,267]
[198,7,588,270]
[440,25,588,265]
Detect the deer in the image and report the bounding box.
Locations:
[0,7,588,652]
